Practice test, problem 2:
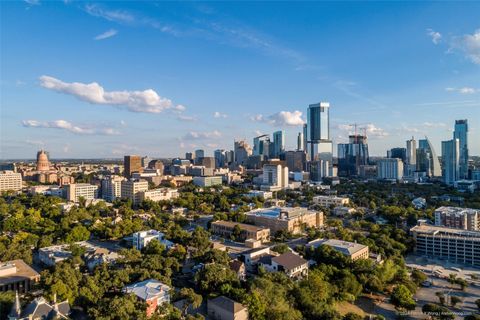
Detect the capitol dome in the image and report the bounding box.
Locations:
[36,150,50,171]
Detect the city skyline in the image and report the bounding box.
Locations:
[1,1,479,159]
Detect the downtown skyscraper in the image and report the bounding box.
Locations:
[454,120,469,179]
[306,102,333,178]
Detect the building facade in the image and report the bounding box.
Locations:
[306,102,333,177]
[434,206,480,231]
[211,220,270,242]
[454,119,469,180]
[442,139,460,185]
[121,180,149,205]
[124,155,143,178]
[312,195,350,207]
[0,171,22,192]
[66,183,98,202]
[377,158,404,181]
[411,223,480,267]
[245,207,323,234]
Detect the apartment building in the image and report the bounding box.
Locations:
[245,207,323,234]
[121,180,149,205]
[65,183,98,203]
[411,223,480,267]
[312,195,350,207]
[0,170,22,192]
[434,206,480,231]
[211,220,270,242]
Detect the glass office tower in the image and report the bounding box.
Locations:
[454,120,469,179]
[306,102,332,177]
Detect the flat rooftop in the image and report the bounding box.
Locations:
[307,238,367,255]
[211,220,268,232]
[435,206,479,215]
[411,224,480,238]
[0,260,40,285]
[246,207,317,220]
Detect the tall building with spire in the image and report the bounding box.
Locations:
[454,119,469,179]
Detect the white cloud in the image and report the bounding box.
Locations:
[449,29,480,64]
[336,123,389,139]
[423,122,446,128]
[22,119,119,135]
[85,4,134,24]
[213,111,228,118]
[445,87,478,94]
[177,115,197,122]
[183,130,222,140]
[39,75,184,114]
[251,110,305,127]
[94,29,118,40]
[427,28,442,45]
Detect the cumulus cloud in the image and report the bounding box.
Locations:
[213,111,228,119]
[22,119,119,135]
[39,75,184,114]
[183,130,222,140]
[449,29,480,64]
[427,28,442,45]
[445,87,478,94]
[423,122,446,128]
[94,29,118,40]
[251,110,305,127]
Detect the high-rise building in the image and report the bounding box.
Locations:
[214,149,226,168]
[337,135,369,177]
[101,175,125,202]
[253,135,271,157]
[36,150,50,172]
[124,155,143,178]
[285,151,307,172]
[417,137,441,177]
[121,180,149,205]
[387,148,407,163]
[441,139,460,185]
[234,140,252,166]
[297,132,304,151]
[405,137,417,177]
[185,152,194,161]
[148,160,164,174]
[377,158,404,181]
[306,102,333,177]
[262,160,289,191]
[0,171,22,192]
[194,149,205,159]
[272,130,285,157]
[454,120,469,179]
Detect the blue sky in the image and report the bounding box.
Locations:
[1,1,479,159]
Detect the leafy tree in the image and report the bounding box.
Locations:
[0,291,15,320]
[271,243,290,254]
[410,269,427,285]
[194,263,239,294]
[178,288,202,316]
[421,303,454,320]
[390,284,416,311]
[435,291,445,305]
[343,313,363,320]
[450,296,462,308]
[65,225,90,243]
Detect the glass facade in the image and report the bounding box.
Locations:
[454,120,469,179]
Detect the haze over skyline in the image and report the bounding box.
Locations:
[1,1,479,159]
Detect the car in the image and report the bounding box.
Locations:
[421,281,432,287]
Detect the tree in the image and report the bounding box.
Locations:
[449,296,462,308]
[435,291,445,305]
[390,284,416,311]
[343,313,363,320]
[65,225,90,243]
[271,243,290,254]
[194,263,239,294]
[244,290,266,320]
[410,269,427,285]
[422,303,454,320]
[231,224,242,241]
[178,288,202,316]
